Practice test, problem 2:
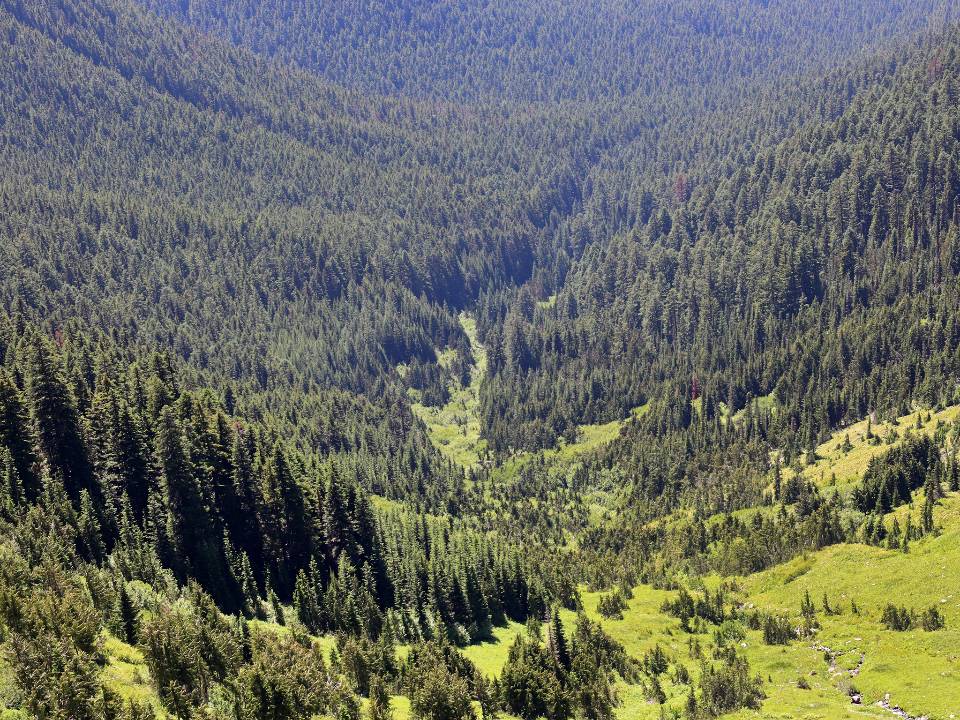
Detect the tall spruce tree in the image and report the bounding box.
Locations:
[25,336,94,505]
[0,371,40,501]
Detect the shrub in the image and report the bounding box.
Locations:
[880,604,914,631]
[762,614,794,645]
[697,653,765,716]
[920,606,945,631]
[406,642,476,720]
[714,620,746,648]
[500,635,570,720]
[597,590,628,620]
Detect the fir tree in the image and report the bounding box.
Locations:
[25,336,94,505]
[0,371,40,500]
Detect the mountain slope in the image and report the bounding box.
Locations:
[142,0,955,101]
[2,1,960,719]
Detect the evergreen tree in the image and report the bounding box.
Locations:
[0,371,40,500]
[26,336,94,505]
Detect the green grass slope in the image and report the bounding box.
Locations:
[742,491,960,720]
[411,314,489,468]
[782,405,960,494]
[451,408,960,719]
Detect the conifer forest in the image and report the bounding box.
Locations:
[2,1,960,718]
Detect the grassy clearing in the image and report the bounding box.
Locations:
[782,404,960,494]
[460,621,526,678]
[101,634,167,715]
[412,313,648,471]
[492,403,651,480]
[549,487,960,718]
[741,491,960,720]
[558,539,959,720]
[719,392,779,425]
[555,404,650,460]
[411,313,489,468]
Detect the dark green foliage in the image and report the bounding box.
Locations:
[596,589,628,620]
[0,316,536,645]
[694,653,765,717]
[142,0,948,102]
[500,634,571,720]
[546,609,571,672]
[762,614,795,645]
[880,604,915,632]
[799,590,820,636]
[662,587,727,631]
[0,371,40,503]
[920,605,946,631]
[369,674,394,720]
[336,633,398,698]
[404,641,476,720]
[118,584,139,644]
[1,569,104,720]
[852,436,937,514]
[233,631,359,720]
[500,613,639,720]
[140,590,242,714]
[643,644,669,676]
[878,603,946,632]
[25,336,94,505]
[0,1,958,717]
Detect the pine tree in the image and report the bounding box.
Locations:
[921,490,935,534]
[0,371,40,500]
[684,687,698,720]
[77,489,106,562]
[368,675,393,720]
[293,568,323,633]
[269,588,286,626]
[800,590,819,634]
[236,551,261,619]
[118,584,138,643]
[25,336,94,505]
[155,406,229,602]
[546,608,570,671]
[0,447,23,515]
[114,403,151,520]
[229,429,262,565]
[264,443,311,596]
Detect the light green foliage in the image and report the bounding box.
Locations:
[101,635,167,715]
[779,405,960,495]
[411,315,489,468]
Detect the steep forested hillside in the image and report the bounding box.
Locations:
[480,27,960,454]
[2,0,960,718]
[0,0,584,421]
[141,0,951,101]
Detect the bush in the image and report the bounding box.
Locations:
[140,585,245,716]
[597,590,628,620]
[762,614,795,645]
[643,644,669,676]
[406,643,475,720]
[880,604,914,631]
[500,635,570,720]
[696,653,765,717]
[714,620,745,647]
[920,606,945,631]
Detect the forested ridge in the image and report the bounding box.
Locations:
[480,28,960,453]
[2,0,960,718]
